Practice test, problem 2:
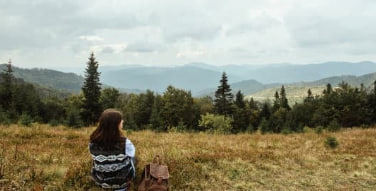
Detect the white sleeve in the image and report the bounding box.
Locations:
[125,139,136,157]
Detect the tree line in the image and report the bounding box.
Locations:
[1,54,376,133]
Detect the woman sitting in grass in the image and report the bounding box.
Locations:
[89,109,136,191]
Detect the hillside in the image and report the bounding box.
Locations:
[246,72,376,103]
[0,64,84,93]
[246,85,326,103]
[0,64,144,94]
[1,125,375,190]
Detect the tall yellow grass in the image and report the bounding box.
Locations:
[0,124,375,190]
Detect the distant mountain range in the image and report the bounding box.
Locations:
[100,61,376,95]
[1,61,376,99]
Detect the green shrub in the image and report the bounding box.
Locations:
[360,124,370,129]
[0,111,11,126]
[66,111,83,128]
[198,113,233,134]
[245,124,256,134]
[327,119,341,132]
[281,128,291,135]
[325,136,339,149]
[49,119,60,127]
[177,120,187,131]
[303,126,311,133]
[259,118,269,134]
[315,126,324,134]
[19,114,33,127]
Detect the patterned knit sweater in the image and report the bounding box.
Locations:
[89,139,136,189]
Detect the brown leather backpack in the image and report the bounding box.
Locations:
[138,155,169,191]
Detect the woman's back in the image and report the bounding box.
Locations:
[89,109,136,190]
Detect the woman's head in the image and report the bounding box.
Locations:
[90,109,125,147]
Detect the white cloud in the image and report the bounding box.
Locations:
[79,35,104,42]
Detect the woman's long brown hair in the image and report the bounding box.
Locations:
[90,109,125,148]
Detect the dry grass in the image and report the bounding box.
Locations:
[0,124,375,190]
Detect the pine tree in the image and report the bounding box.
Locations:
[249,98,258,110]
[81,53,102,126]
[150,95,162,131]
[280,85,290,110]
[260,102,271,120]
[249,98,261,128]
[214,72,233,116]
[304,88,314,103]
[160,86,195,130]
[232,90,249,133]
[272,91,280,112]
[360,83,365,93]
[234,90,245,108]
[0,59,14,110]
[100,87,120,109]
[323,83,332,95]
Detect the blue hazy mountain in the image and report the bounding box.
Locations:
[186,61,376,83]
[3,61,376,96]
[101,65,244,94]
[100,61,376,95]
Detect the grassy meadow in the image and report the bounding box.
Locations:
[0,124,375,190]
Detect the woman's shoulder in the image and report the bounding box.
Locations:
[124,137,135,157]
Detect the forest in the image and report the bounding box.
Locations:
[1,53,376,133]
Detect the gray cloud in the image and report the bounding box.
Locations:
[1,0,376,68]
[226,14,282,36]
[125,42,165,53]
[0,0,147,51]
[163,25,222,42]
[101,46,115,54]
[285,1,376,48]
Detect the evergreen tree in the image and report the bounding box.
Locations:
[42,97,66,124]
[371,80,376,123]
[249,98,258,111]
[134,90,155,128]
[234,90,245,108]
[160,86,195,130]
[214,72,233,116]
[0,60,14,110]
[81,53,102,126]
[232,90,249,133]
[272,91,280,112]
[13,83,42,121]
[304,88,314,103]
[150,95,163,131]
[249,98,261,129]
[259,118,270,134]
[280,85,290,110]
[100,87,120,109]
[360,83,365,93]
[64,94,84,128]
[323,83,332,95]
[260,102,271,120]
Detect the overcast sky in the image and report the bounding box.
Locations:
[1,0,376,69]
